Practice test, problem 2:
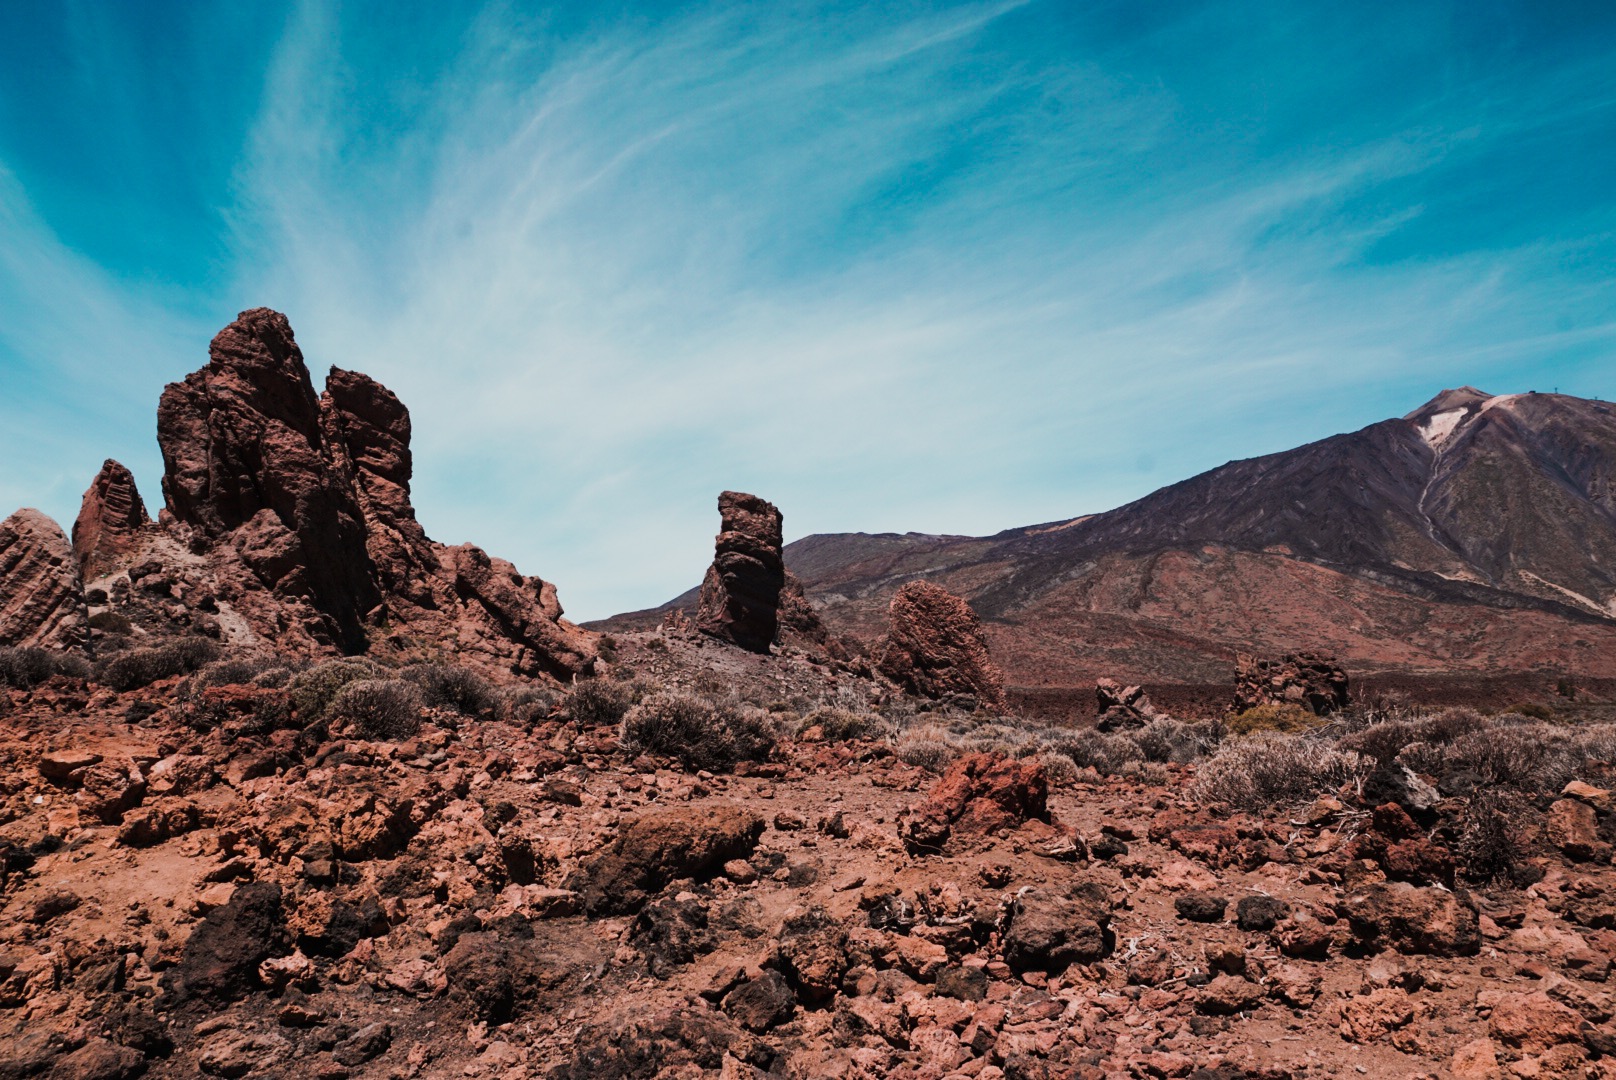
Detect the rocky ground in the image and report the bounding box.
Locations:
[4,630,1616,1080]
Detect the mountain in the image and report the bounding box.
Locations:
[601,388,1616,688]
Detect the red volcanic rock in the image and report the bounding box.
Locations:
[320,367,427,591]
[901,752,1049,852]
[158,308,378,651]
[777,571,828,644]
[1234,652,1350,715]
[695,492,785,653]
[1095,677,1168,731]
[876,581,1005,710]
[71,460,149,581]
[0,509,87,650]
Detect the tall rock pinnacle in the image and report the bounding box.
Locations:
[72,459,149,580]
[695,491,786,653]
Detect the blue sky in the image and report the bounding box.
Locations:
[1,1,1613,620]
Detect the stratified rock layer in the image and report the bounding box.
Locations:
[695,492,785,653]
[71,460,149,581]
[0,509,87,650]
[875,581,1005,709]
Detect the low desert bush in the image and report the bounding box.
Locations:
[1194,732,1373,811]
[895,725,956,773]
[1134,717,1217,764]
[1226,703,1324,736]
[325,679,423,740]
[1454,789,1526,884]
[801,706,887,741]
[287,657,389,723]
[1048,730,1146,775]
[498,684,559,728]
[0,646,91,688]
[620,691,778,772]
[402,662,498,717]
[561,678,640,728]
[1340,706,1490,765]
[95,638,219,692]
[87,610,133,634]
[190,654,281,690]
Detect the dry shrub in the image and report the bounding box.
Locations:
[562,678,639,728]
[0,646,91,688]
[1194,733,1373,811]
[1455,789,1525,884]
[1341,707,1489,764]
[1226,703,1323,736]
[326,679,423,740]
[801,706,887,741]
[95,638,219,692]
[620,692,778,772]
[895,724,957,773]
[1046,730,1144,775]
[191,654,281,690]
[499,685,559,728]
[1437,722,1584,794]
[403,663,497,717]
[1134,718,1215,764]
[288,658,388,723]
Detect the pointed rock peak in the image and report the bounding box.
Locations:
[1404,386,1493,424]
[696,491,786,653]
[209,307,305,376]
[73,459,149,580]
[0,508,86,650]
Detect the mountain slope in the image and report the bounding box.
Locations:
[602,388,1616,686]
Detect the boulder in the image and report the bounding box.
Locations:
[574,803,765,915]
[695,492,786,653]
[71,459,149,581]
[0,509,87,650]
[161,882,289,1005]
[875,581,1006,709]
[1095,678,1168,731]
[1001,882,1113,973]
[1340,882,1480,957]
[1233,652,1349,715]
[900,752,1050,853]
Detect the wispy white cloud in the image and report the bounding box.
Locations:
[1,1,1612,619]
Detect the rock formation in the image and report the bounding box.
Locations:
[694,491,785,653]
[71,460,149,581]
[1234,652,1350,715]
[157,308,379,652]
[875,581,1005,710]
[1095,677,1169,731]
[0,509,87,650]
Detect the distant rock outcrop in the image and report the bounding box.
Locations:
[71,460,149,581]
[1095,678,1169,731]
[1234,652,1350,715]
[695,492,785,653]
[0,509,87,650]
[875,581,1005,710]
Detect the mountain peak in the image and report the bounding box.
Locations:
[1403,386,1493,424]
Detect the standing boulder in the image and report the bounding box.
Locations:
[875,581,1005,710]
[1234,652,1349,716]
[71,460,149,581]
[0,509,87,650]
[1095,678,1168,731]
[694,492,785,653]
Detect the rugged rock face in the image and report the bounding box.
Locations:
[0,509,86,650]
[695,491,785,653]
[1234,652,1350,715]
[1095,677,1169,731]
[875,581,1005,709]
[157,308,379,651]
[71,460,149,581]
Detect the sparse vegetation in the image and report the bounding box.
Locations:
[498,684,559,728]
[94,638,219,692]
[287,657,389,723]
[1226,702,1323,736]
[325,678,424,740]
[561,678,640,727]
[619,691,779,772]
[402,662,498,717]
[0,646,91,688]
[1194,732,1374,810]
[800,705,887,741]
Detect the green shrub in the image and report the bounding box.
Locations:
[325,679,423,740]
[0,647,91,688]
[95,638,219,692]
[619,692,777,772]
[402,662,497,717]
[1226,703,1323,736]
[287,658,389,722]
